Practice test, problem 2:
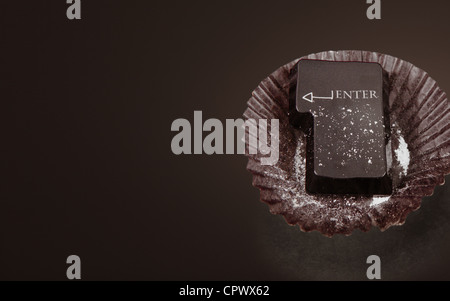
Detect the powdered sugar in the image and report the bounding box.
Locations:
[371,196,390,207]
[395,135,410,176]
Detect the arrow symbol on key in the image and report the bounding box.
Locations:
[303,91,334,103]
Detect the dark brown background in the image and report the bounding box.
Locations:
[1,0,449,280]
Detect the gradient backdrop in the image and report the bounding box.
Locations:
[1,0,450,280]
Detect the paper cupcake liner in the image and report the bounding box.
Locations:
[243,50,450,237]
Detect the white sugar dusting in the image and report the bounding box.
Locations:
[395,135,410,176]
[371,196,390,207]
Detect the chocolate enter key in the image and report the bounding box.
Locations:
[290,59,392,195]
